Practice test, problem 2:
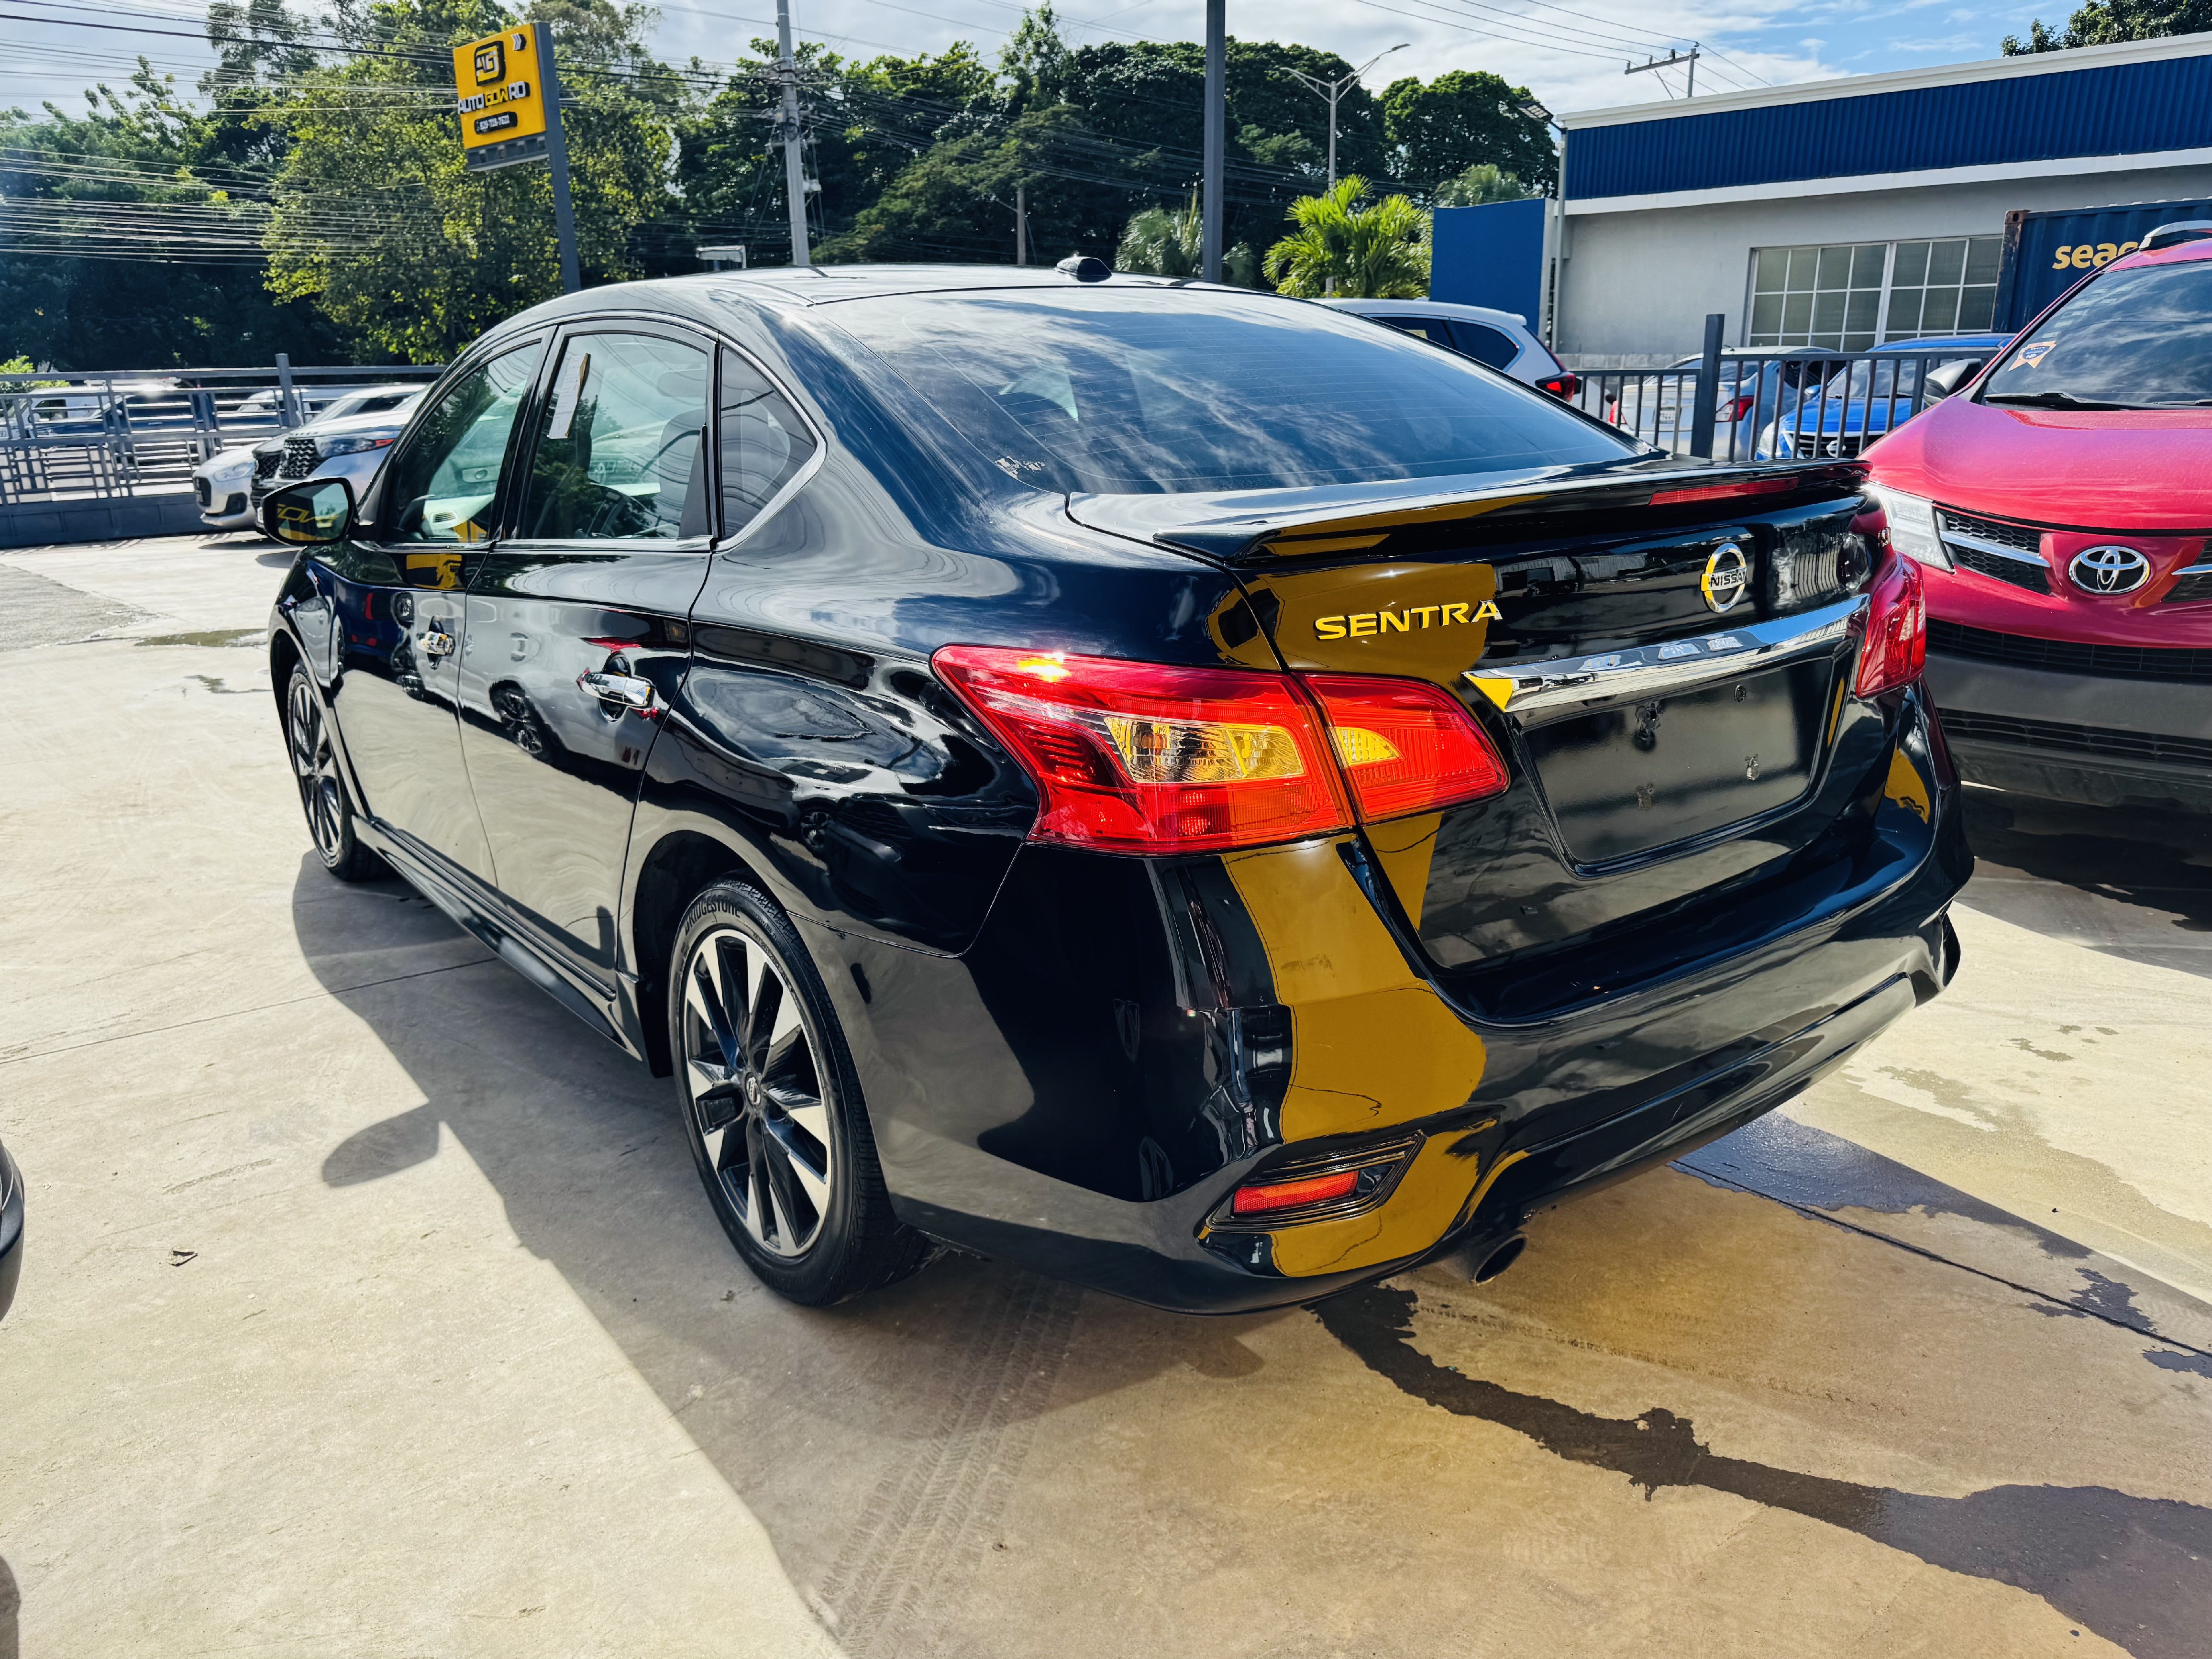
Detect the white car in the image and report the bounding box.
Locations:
[247,393,427,523]
[197,383,428,530]
[1319,298,1579,398]
[193,443,264,530]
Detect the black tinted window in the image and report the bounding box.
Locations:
[381,346,538,543]
[1985,259,2212,408]
[519,332,711,542]
[829,290,1632,494]
[1448,321,1520,369]
[719,348,816,535]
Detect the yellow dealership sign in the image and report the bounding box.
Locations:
[452,27,548,149]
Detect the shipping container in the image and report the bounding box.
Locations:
[1994,198,2212,331]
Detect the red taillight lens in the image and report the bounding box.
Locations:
[1231,1169,1358,1216]
[1537,372,1581,400]
[1855,552,1927,697]
[1302,675,1510,821]
[931,646,1350,853]
[1723,394,1757,422]
[1650,476,1798,507]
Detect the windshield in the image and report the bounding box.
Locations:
[827,289,1635,494]
[1983,258,2212,408]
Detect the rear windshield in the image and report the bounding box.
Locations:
[825,288,1636,494]
[1983,258,2212,409]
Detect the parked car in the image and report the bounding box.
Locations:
[1601,350,1824,456]
[1322,298,1580,398]
[262,263,1965,1313]
[1758,334,2014,460]
[248,391,425,518]
[0,1136,20,1321]
[1866,231,2212,810]
[195,443,263,529]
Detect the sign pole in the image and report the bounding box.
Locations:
[1201,0,1223,284]
[538,24,581,294]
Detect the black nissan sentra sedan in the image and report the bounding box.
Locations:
[260,263,1968,1311]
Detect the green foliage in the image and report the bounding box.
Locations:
[1381,70,1554,198]
[2002,0,2212,50]
[1262,176,1429,299]
[1114,194,1257,284]
[1434,162,1527,207]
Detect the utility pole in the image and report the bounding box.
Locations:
[1017,183,1028,265]
[1625,44,1698,99]
[775,0,810,267]
[539,27,580,293]
[1201,0,1223,283]
[1282,43,1407,193]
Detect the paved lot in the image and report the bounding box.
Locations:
[2,534,2210,1659]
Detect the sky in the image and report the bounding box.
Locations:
[6,0,2069,129]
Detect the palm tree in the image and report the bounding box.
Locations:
[1435,163,1527,207]
[1262,177,1430,300]
[1115,194,1258,285]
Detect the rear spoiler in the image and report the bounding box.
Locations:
[1068,460,1867,564]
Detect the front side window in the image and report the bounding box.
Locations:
[719,347,816,536]
[381,345,539,544]
[518,332,712,541]
[829,289,1633,495]
[1982,258,2212,409]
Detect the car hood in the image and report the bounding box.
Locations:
[1869,393,2212,527]
[305,407,414,438]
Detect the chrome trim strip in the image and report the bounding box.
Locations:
[1468,594,1866,716]
[1940,529,2047,565]
[2170,561,2212,578]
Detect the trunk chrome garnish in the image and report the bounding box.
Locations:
[1467,594,1867,716]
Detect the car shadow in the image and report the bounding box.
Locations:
[1961,788,2212,967]
[0,1553,16,1659]
[291,855,1280,1626]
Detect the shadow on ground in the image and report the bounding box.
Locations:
[1962,791,2212,971]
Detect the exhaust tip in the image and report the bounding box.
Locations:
[1472,1234,1527,1283]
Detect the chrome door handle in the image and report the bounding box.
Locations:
[579,670,658,714]
[423,628,457,659]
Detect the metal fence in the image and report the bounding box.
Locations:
[1564,321,2004,465]
[0,356,445,509]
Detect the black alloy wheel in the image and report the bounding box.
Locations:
[670,879,928,1305]
[285,664,386,882]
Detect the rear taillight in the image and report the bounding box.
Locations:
[1855,552,1926,697]
[933,648,1512,853]
[1303,675,1510,821]
[1722,394,1757,423]
[1650,476,1798,507]
[931,646,1350,853]
[1537,372,1580,400]
[1231,1169,1358,1216]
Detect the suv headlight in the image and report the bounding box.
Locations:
[320,434,394,457]
[1864,485,1950,570]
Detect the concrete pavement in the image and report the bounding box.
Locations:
[1,533,2208,1659]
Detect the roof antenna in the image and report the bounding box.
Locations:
[1056,255,1112,282]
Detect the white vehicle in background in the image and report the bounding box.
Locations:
[198,383,428,531]
[194,442,263,529]
[1320,298,1581,398]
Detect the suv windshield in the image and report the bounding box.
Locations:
[827,289,1636,494]
[1982,258,2212,409]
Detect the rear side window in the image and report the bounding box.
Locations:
[1448,321,1520,370]
[1372,315,1450,344]
[1985,258,2212,408]
[719,348,817,536]
[828,289,1633,495]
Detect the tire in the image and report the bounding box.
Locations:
[284,663,388,883]
[669,879,929,1305]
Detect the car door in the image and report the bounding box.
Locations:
[454,323,722,989]
[318,340,542,883]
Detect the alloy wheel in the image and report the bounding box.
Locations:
[681,926,835,1258]
[287,674,346,865]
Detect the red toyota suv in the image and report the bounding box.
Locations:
[1866,225,2212,811]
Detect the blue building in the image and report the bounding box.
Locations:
[1532,31,2212,358]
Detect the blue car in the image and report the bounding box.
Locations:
[1758,334,2014,460]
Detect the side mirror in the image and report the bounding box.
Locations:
[1922,358,1984,402]
[262,477,354,546]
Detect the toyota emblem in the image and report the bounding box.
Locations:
[2068,544,2151,594]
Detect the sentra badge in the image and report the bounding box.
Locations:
[1700,542,1750,615]
[1315,599,1501,640]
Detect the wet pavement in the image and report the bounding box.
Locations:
[1,534,2208,1659]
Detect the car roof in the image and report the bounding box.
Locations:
[1865,334,2012,352]
[1321,296,1532,331]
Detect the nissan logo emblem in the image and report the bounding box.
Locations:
[1701,542,1750,614]
[2068,545,2151,595]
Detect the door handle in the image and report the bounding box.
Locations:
[423,628,457,660]
[579,670,659,715]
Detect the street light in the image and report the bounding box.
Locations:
[1282,43,1409,194]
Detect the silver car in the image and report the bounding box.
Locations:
[197,384,426,530]
[246,389,426,520]
[1320,298,1579,397]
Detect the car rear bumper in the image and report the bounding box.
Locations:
[1926,648,2212,811]
[0,1139,22,1322]
[825,689,1967,1314]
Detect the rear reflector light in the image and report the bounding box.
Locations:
[1855,551,1927,697]
[1231,1169,1359,1216]
[1303,675,1511,821]
[931,646,1350,853]
[1537,372,1581,400]
[1649,476,1797,507]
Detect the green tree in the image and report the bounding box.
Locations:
[2003,0,2212,49]
[1114,194,1258,283]
[1434,162,1527,207]
[1381,70,1553,198]
[1262,176,1428,299]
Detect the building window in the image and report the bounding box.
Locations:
[1747,235,2003,349]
